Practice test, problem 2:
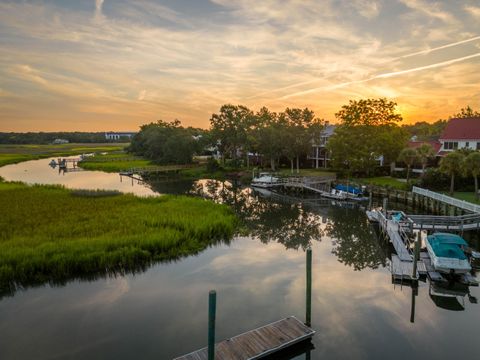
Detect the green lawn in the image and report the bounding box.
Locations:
[276,168,335,177]
[0,181,236,293]
[355,176,414,190]
[442,191,480,204]
[0,143,127,167]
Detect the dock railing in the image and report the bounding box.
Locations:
[412,186,480,213]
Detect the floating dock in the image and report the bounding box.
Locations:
[174,316,315,360]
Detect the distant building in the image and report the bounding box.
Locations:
[104,132,137,141]
[438,117,480,155]
[308,123,336,168]
[52,139,69,144]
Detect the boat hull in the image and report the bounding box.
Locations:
[426,241,471,275]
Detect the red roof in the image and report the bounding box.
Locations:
[408,140,441,154]
[440,117,480,140]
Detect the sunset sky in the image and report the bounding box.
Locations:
[1,0,480,131]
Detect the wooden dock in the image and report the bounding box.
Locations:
[174,316,315,360]
[391,255,426,281]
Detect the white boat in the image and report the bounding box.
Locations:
[251,173,279,188]
[426,233,472,275]
[366,209,380,222]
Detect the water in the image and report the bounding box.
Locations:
[1,158,480,360]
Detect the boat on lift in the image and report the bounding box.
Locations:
[426,233,472,275]
[251,172,279,188]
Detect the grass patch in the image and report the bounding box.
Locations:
[355,176,414,190]
[0,143,127,167]
[276,168,335,177]
[80,153,153,172]
[441,192,480,204]
[0,182,236,295]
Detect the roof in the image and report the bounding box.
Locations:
[408,140,441,154]
[321,124,336,137]
[439,117,480,140]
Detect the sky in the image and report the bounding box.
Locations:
[1,0,480,131]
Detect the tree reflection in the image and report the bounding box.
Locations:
[325,206,387,271]
[188,180,323,250]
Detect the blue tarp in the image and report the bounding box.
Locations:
[428,233,468,260]
[335,184,363,195]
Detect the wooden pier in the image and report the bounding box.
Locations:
[174,316,315,360]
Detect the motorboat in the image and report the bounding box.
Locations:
[426,233,472,275]
[334,184,369,201]
[251,172,279,188]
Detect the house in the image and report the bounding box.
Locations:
[438,117,480,155]
[104,132,137,140]
[308,123,336,168]
[52,138,69,144]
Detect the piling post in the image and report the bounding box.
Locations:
[208,290,216,360]
[306,248,312,327]
[412,232,421,282]
[383,198,388,216]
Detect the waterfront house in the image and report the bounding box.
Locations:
[438,117,480,155]
[308,123,336,168]
[104,131,137,140]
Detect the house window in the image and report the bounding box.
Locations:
[444,142,458,150]
[477,142,480,150]
[466,142,469,148]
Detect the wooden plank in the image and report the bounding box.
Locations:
[174,316,314,360]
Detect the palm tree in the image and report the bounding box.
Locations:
[416,143,435,176]
[464,152,480,200]
[439,151,465,195]
[398,147,417,183]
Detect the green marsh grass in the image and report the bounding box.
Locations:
[0,143,127,167]
[79,153,153,172]
[0,182,236,295]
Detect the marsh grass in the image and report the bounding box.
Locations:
[79,153,154,172]
[0,182,236,296]
[0,143,126,167]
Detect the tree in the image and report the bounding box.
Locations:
[450,105,480,119]
[416,143,435,176]
[398,148,417,183]
[254,107,284,171]
[328,98,407,175]
[128,120,197,164]
[210,104,254,166]
[335,98,402,127]
[463,152,480,200]
[439,151,465,195]
[281,108,323,174]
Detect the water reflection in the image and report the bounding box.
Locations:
[1,158,480,360]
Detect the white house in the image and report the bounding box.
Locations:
[438,117,480,155]
[308,123,336,168]
[105,132,137,140]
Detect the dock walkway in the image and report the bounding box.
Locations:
[377,212,412,262]
[174,316,314,360]
[412,186,480,213]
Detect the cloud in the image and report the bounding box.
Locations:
[351,0,381,19]
[465,5,480,18]
[281,52,480,99]
[398,35,480,59]
[94,0,105,22]
[400,0,456,24]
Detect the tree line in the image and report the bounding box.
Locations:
[0,132,118,144]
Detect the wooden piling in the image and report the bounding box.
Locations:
[412,232,421,282]
[208,290,216,360]
[306,248,312,327]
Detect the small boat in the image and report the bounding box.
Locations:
[251,172,279,188]
[366,209,380,222]
[426,233,472,275]
[334,184,369,201]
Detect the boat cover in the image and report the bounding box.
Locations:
[335,184,363,195]
[428,233,468,260]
